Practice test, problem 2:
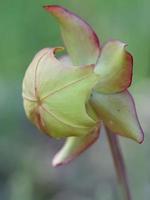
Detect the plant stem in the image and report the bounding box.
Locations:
[106,128,132,200]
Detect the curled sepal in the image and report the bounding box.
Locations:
[23,48,99,138]
[44,5,100,66]
[90,91,144,143]
[94,40,133,93]
[52,126,100,167]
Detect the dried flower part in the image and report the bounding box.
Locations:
[90,91,144,143]
[94,40,133,93]
[23,48,100,138]
[44,5,100,66]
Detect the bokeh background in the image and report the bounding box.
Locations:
[0,0,150,199]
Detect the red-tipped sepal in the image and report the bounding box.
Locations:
[90,90,144,143]
[44,5,100,66]
[94,40,133,93]
[52,126,100,167]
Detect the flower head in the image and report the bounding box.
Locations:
[22,5,144,167]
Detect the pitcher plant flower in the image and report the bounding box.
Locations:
[22,5,144,169]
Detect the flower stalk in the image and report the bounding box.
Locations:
[106,128,131,200]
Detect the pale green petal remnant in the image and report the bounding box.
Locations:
[90,91,144,143]
[23,48,99,138]
[44,5,100,66]
[94,40,133,93]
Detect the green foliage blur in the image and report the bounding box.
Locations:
[0,0,150,199]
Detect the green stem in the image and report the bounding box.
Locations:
[106,128,132,200]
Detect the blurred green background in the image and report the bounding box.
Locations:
[0,0,150,199]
